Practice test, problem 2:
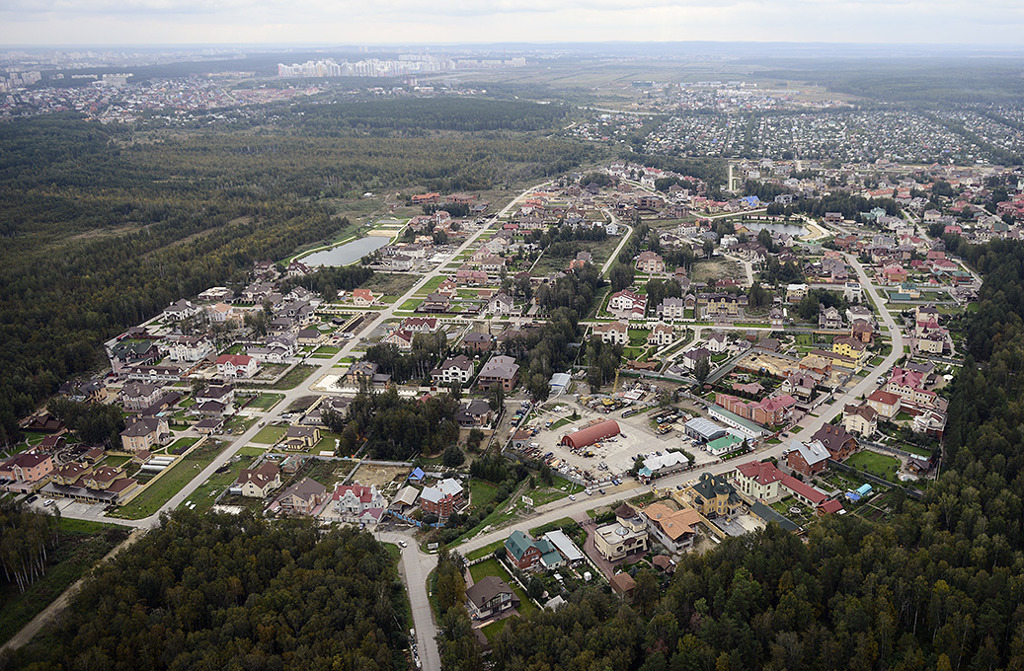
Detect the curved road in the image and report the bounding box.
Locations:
[14,180,555,665]
[20,188,909,671]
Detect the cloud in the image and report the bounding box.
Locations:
[1,0,1023,45]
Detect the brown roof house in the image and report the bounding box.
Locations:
[812,423,858,461]
[236,462,282,498]
[477,355,519,392]
[282,426,320,451]
[273,477,327,515]
[120,416,169,453]
[466,576,519,621]
[610,572,636,600]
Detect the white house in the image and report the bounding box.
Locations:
[593,321,629,345]
[332,482,387,522]
[215,354,258,378]
[431,355,475,386]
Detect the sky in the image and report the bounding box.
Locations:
[1,0,1024,47]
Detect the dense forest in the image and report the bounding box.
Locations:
[329,387,461,459]
[6,511,408,671]
[0,112,591,444]
[288,97,571,135]
[436,238,1024,671]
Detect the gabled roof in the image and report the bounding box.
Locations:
[736,460,783,486]
[505,530,537,561]
[466,576,514,609]
[791,439,830,466]
[868,389,900,406]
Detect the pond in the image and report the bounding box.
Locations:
[302,236,390,267]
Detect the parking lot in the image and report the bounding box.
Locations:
[524,399,720,483]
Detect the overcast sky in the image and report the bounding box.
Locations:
[1,0,1023,47]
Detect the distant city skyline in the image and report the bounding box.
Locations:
[2,0,1023,48]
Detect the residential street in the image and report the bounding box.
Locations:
[28,188,908,671]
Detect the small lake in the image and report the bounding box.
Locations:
[302,236,390,267]
[737,222,809,237]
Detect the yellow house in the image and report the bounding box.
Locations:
[832,336,868,363]
[674,473,741,518]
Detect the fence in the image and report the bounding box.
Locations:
[826,459,923,499]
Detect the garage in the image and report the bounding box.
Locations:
[561,420,621,450]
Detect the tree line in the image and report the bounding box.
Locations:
[0,113,591,445]
[6,510,408,670]
[448,236,1024,670]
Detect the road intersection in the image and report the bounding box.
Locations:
[37,185,911,671]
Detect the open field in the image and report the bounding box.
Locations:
[185,453,259,514]
[114,440,226,519]
[349,462,410,491]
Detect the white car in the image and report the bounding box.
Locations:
[398,541,408,548]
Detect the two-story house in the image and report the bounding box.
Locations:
[237,462,282,498]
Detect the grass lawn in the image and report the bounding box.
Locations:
[252,425,287,444]
[314,345,341,355]
[268,364,318,390]
[470,480,501,508]
[241,391,282,411]
[456,497,523,544]
[529,517,576,537]
[113,440,226,519]
[185,453,257,514]
[0,526,130,644]
[900,443,934,458]
[529,478,575,507]
[469,559,537,616]
[481,617,511,642]
[414,276,447,296]
[223,416,256,436]
[238,446,267,457]
[628,329,650,346]
[360,272,418,297]
[167,436,200,454]
[398,299,423,311]
[313,431,344,453]
[466,539,505,561]
[846,450,901,482]
[549,417,572,431]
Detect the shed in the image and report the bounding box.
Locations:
[684,417,727,443]
[561,420,620,450]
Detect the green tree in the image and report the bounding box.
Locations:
[466,428,485,452]
[694,356,711,386]
[443,444,465,468]
[610,264,635,292]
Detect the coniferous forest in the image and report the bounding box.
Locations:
[0,110,591,444]
[432,239,1024,671]
[6,512,408,671]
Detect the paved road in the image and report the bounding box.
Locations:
[36,178,554,667]
[36,184,908,670]
[376,532,441,671]
[600,210,632,277]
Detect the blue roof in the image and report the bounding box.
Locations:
[409,467,425,481]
